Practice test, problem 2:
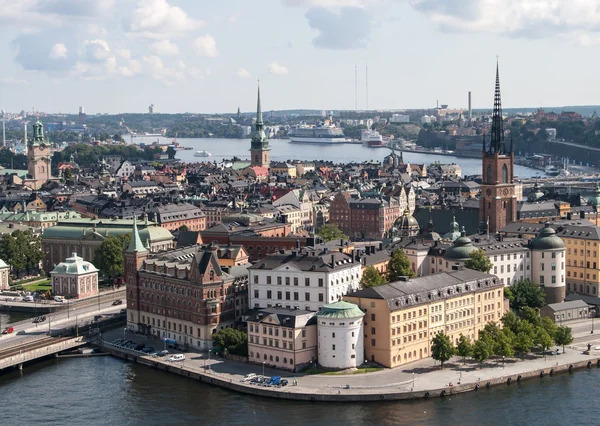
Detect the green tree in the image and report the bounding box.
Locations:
[500,311,520,333]
[513,332,534,358]
[554,326,574,352]
[495,330,515,358]
[93,234,130,282]
[387,248,415,282]
[472,338,492,366]
[509,279,547,311]
[519,306,542,326]
[212,328,248,356]
[456,334,473,362]
[0,230,43,278]
[316,224,347,242]
[533,326,553,352]
[540,316,558,340]
[166,146,177,159]
[178,225,190,232]
[464,249,493,273]
[360,266,386,288]
[431,332,455,369]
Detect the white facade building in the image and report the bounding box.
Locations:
[248,250,362,312]
[530,223,566,304]
[390,114,410,123]
[0,259,9,290]
[50,252,99,299]
[317,301,364,369]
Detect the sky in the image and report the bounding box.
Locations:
[1,0,600,114]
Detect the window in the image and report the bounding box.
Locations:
[371,339,376,347]
[293,277,298,286]
[277,291,282,300]
[318,278,324,287]
[254,290,259,298]
[267,275,272,284]
[305,292,310,301]
[332,344,336,350]
[294,292,299,301]
[502,164,508,183]
[286,292,290,300]
[540,276,545,284]
[285,277,290,285]
[253,275,258,284]
[277,276,282,285]
[305,278,310,286]
[302,329,306,337]
[371,327,376,335]
[267,290,272,299]
[371,313,376,321]
[332,332,336,338]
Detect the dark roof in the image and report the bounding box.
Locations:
[176,231,201,247]
[346,269,501,311]
[246,307,316,328]
[249,250,358,272]
[413,209,480,236]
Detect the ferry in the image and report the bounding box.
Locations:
[194,150,212,157]
[288,123,348,144]
[545,165,560,176]
[361,129,386,148]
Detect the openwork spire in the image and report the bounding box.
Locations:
[489,59,505,154]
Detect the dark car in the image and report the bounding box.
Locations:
[119,308,127,315]
[280,379,288,387]
[142,347,155,354]
[135,344,145,351]
[112,300,123,306]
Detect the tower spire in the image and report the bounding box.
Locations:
[489,58,505,154]
[126,216,147,253]
[256,79,263,125]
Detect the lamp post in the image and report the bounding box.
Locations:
[123,327,127,340]
[365,360,368,375]
[262,361,265,378]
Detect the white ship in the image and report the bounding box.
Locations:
[287,123,348,144]
[194,150,212,157]
[361,129,386,148]
[545,165,560,176]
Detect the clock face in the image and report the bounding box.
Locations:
[486,188,492,196]
[503,188,509,195]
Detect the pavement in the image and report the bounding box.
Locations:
[101,324,600,397]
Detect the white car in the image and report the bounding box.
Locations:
[242,373,257,382]
[168,354,185,362]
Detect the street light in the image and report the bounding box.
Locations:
[262,361,265,378]
[123,327,127,340]
[364,360,368,374]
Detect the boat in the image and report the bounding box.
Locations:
[194,150,212,157]
[361,130,386,148]
[545,165,560,176]
[288,123,348,144]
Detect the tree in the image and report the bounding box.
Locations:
[513,332,533,358]
[316,224,347,242]
[166,146,177,159]
[464,249,493,273]
[533,326,553,352]
[540,316,558,340]
[472,339,492,366]
[212,328,248,356]
[495,330,515,358]
[431,332,455,369]
[178,225,189,232]
[360,266,386,288]
[554,326,573,352]
[509,279,547,311]
[0,230,43,278]
[93,234,130,281]
[519,307,542,326]
[456,334,473,362]
[387,248,415,282]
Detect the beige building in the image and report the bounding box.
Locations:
[50,253,99,299]
[0,259,9,290]
[247,307,317,372]
[344,269,506,368]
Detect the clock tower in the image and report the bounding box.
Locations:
[26,119,52,190]
[480,62,516,234]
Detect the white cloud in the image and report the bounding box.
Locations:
[228,14,239,24]
[128,0,203,39]
[152,40,179,56]
[0,76,29,85]
[235,68,251,78]
[115,48,132,59]
[49,43,68,59]
[268,61,289,75]
[193,35,217,57]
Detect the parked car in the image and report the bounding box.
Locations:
[157,350,169,357]
[2,327,14,334]
[243,373,257,382]
[168,354,185,362]
[119,309,127,315]
[134,344,145,351]
[142,347,155,354]
[112,300,123,306]
[280,379,288,387]
[54,296,66,303]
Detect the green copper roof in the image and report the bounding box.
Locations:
[444,227,477,260]
[31,119,44,146]
[250,81,270,150]
[530,222,565,251]
[317,301,364,319]
[126,216,147,253]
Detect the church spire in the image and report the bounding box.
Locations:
[256,79,263,126]
[126,216,147,253]
[489,58,505,154]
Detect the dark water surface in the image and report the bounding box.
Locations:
[0,356,596,426]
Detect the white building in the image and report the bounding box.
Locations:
[420,115,431,124]
[317,301,364,369]
[50,252,99,299]
[115,160,134,180]
[390,114,410,123]
[530,223,566,304]
[248,249,362,312]
[0,259,9,290]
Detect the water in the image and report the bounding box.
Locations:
[134,136,544,178]
[0,356,597,425]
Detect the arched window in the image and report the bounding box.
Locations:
[254,155,259,163]
[486,164,493,184]
[502,164,508,184]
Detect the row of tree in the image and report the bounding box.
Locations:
[0,230,43,278]
[431,307,573,368]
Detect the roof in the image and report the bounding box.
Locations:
[544,300,588,312]
[248,250,358,272]
[346,269,500,311]
[126,217,147,253]
[42,218,174,243]
[530,223,565,251]
[51,252,99,275]
[317,301,364,319]
[246,307,316,329]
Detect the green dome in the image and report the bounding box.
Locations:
[317,301,364,319]
[588,183,600,207]
[530,223,565,251]
[443,215,461,241]
[444,227,477,260]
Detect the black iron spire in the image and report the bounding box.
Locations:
[489,59,505,154]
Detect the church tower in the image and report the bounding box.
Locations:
[27,119,52,189]
[480,62,517,234]
[250,82,270,168]
[124,216,148,332]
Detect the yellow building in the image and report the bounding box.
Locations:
[344,269,506,368]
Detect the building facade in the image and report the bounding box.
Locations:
[248,249,362,312]
[50,253,99,299]
[25,120,52,190]
[344,269,506,368]
[125,221,249,350]
[247,307,317,372]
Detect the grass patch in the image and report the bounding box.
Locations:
[22,279,52,291]
[300,365,384,376]
[351,367,384,375]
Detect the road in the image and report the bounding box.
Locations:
[0,298,125,348]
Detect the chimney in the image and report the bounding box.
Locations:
[296,239,301,249]
[580,210,586,219]
[379,242,383,251]
[330,254,335,268]
[340,238,344,247]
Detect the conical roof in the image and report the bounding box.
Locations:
[126,216,147,253]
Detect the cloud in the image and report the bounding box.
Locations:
[268,61,289,75]
[152,40,179,56]
[0,0,114,29]
[193,35,217,57]
[409,0,600,40]
[11,30,77,71]
[285,0,375,6]
[305,6,372,49]
[49,43,68,59]
[0,77,29,85]
[127,0,203,39]
[235,68,251,78]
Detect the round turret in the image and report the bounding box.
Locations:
[444,227,477,260]
[587,183,600,207]
[530,222,565,251]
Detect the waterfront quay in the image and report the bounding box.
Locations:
[99,328,600,402]
[0,336,86,371]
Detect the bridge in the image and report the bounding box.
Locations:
[0,336,87,371]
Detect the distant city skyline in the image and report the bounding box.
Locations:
[1,0,600,114]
